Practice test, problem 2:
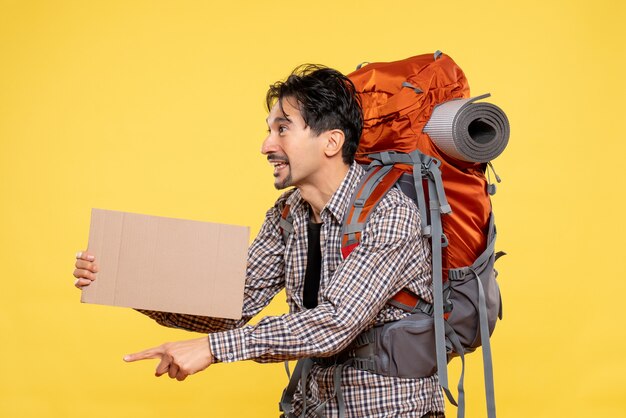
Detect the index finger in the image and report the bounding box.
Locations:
[76,251,95,262]
[124,346,165,363]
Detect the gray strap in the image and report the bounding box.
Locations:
[427,176,452,404]
[342,223,366,235]
[299,359,313,417]
[470,214,496,272]
[409,150,431,237]
[279,358,314,417]
[368,151,413,165]
[486,162,501,196]
[426,160,452,214]
[471,268,497,418]
[335,363,346,418]
[279,217,294,234]
[342,166,376,243]
[343,164,393,243]
[444,322,465,416]
[284,360,291,380]
[308,363,346,418]
[359,164,393,207]
[279,213,294,244]
[279,359,304,416]
[401,81,423,94]
[447,267,470,281]
[487,162,502,184]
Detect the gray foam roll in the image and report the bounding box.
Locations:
[423,93,510,163]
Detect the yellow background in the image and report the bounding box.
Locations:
[1,0,624,417]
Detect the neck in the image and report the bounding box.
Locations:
[299,163,350,223]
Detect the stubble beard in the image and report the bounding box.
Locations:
[274,170,292,190]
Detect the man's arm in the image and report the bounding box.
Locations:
[209,191,429,364]
[74,197,289,333]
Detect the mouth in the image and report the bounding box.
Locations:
[268,155,289,176]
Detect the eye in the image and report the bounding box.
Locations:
[278,125,287,134]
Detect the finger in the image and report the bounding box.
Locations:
[73,268,96,280]
[155,356,172,377]
[176,369,188,381]
[124,347,164,363]
[74,278,92,289]
[75,259,99,273]
[76,251,95,262]
[168,363,179,379]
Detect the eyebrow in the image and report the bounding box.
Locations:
[266,116,292,125]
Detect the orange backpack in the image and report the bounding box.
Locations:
[342,51,509,418]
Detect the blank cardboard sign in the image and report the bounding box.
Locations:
[81,209,249,319]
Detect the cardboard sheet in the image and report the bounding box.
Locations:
[81,208,249,319]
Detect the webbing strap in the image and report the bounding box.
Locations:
[427,176,453,407]
[281,359,347,418]
[426,159,452,214]
[310,363,347,418]
[279,359,301,416]
[444,322,465,416]
[409,150,430,237]
[335,363,346,418]
[472,214,496,271]
[343,166,380,230]
[342,164,404,251]
[300,359,313,417]
[279,204,294,244]
[343,165,392,245]
[280,358,313,417]
[471,268,497,418]
[284,360,291,379]
[368,151,413,164]
[343,223,366,235]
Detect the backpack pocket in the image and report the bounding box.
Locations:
[447,261,501,352]
[375,312,437,378]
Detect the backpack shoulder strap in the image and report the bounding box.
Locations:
[276,189,298,245]
[341,164,405,258]
[277,201,293,245]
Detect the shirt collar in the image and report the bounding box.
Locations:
[322,163,364,224]
[284,163,364,224]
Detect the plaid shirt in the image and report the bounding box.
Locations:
[141,163,445,417]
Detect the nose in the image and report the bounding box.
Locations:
[261,132,278,155]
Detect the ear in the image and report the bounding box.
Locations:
[323,129,345,159]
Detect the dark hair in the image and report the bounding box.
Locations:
[266,64,363,165]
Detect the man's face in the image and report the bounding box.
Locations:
[261,98,323,190]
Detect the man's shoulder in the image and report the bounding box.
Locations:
[375,186,418,214]
[364,185,421,233]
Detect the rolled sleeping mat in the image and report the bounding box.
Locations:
[423,93,510,163]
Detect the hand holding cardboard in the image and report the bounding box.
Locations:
[79,209,249,319]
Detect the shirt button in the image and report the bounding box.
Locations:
[226,353,234,360]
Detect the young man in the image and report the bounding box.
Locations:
[73,65,445,417]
